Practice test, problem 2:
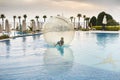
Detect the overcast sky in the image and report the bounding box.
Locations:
[0,0,120,22]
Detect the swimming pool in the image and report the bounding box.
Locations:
[0,31,120,80]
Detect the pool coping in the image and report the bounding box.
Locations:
[0,32,43,42]
[76,30,120,33]
[89,30,120,33]
[0,31,120,41]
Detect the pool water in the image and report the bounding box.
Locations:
[0,31,120,80]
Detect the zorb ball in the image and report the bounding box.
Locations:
[43,16,75,46]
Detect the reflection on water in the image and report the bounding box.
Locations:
[44,47,73,75]
[0,34,43,57]
[56,45,64,55]
[22,36,26,42]
[0,40,11,58]
[32,35,37,40]
[5,40,10,58]
[96,33,119,47]
[22,37,26,56]
[95,54,118,69]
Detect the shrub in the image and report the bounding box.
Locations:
[92,26,102,30]
[106,26,119,31]
[81,28,89,31]
[92,26,120,31]
[0,35,9,39]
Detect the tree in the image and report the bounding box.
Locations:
[35,16,40,30]
[96,11,118,26]
[13,16,16,30]
[18,16,21,31]
[107,19,119,26]
[106,14,113,21]
[77,14,82,29]
[5,19,10,33]
[30,19,36,32]
[70,16,73,22]
[85,17,90,29]
[28,19,34,31]
[83,15,86,28]
[96,11,106,26]
[43,15,47,22]
[1,14,6,29]
[23,14,27,22]
[31,19,34,22]
[18,16,21,24]
[105,14,118,26]
[23,14,27,32]
[73,17,76,29]
[90,16,97,26]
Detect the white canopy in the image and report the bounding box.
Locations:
[22,20,26,32]
[102,15,107,24]
[5,19,10,33]
[31,20,36,32]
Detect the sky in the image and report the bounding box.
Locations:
[0,0,120,22]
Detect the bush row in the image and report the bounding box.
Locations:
[0,35,9,39]
[92,26,120,31]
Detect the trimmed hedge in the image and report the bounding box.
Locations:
[0,35,9,39]
[92,26,120,31]
[81,28,89,31]
[106,26,119,31]
[92,26,102,30]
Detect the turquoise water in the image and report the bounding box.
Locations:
[0,31,120,80]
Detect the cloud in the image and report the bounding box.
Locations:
[0,0,119,22]
[0,0,118,10]
[52,0,120,7]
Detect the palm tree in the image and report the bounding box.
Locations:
[23,14,27,32]
[83,15,86,28]
[18,16,21,31]
[85,17,90,29]
[5,19,10,34]
[28,19,34,31]
[70,16,73,23]
[31,19,36,32]
[43,15,47,22]
[1,14,6,30]
[73,17,76,29]
[13,16,16,36]
[35,16,40,30]
[18,16,21,24]
[23,14,27,22]
[13,16,16,30]
[77,14,81,29]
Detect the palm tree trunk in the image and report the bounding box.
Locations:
[70,19,72,22]
[2,18,4,30]
[37,19,40,30]
[14,18,16,30]
[86,20,87,29]
[24,18,26,30]
[74,18,75,29]
[84,19,85,28]
[19,19,20,25]
[19,19,22,32]
[25,18,26,22]
[44,18,45,22]
[78,17,80,29]
[14,18,16,36]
